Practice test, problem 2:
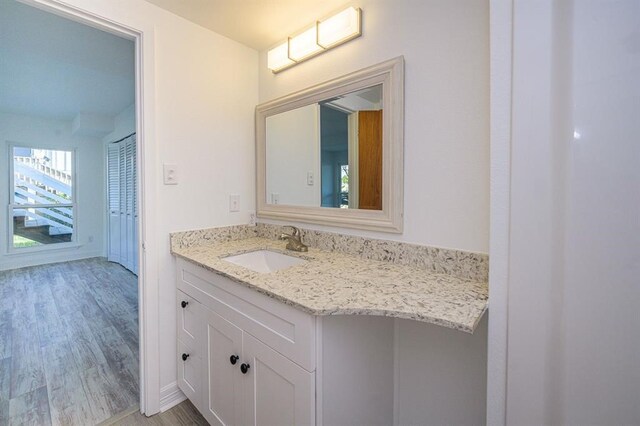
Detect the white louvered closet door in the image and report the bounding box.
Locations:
[125,138,135,272]
[107,144,121,263]
[119,140,128,270]
[131,139,138,275]
[108,135,138,275]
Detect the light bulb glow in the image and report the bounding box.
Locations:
[318,7,361,48]
[267,42,295,72]
[288,26,323,61]
[267,7,363,73]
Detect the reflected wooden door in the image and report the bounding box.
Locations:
[358,110,383,210]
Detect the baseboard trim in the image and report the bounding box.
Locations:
[0,249,106,271]
[159,381,186,413]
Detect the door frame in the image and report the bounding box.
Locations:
[18,0,161,415]
[487,0,513,425]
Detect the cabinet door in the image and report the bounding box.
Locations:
[178,340,201,409]
[242,333,315,426]
[177,291,201,350]
[203,308,244,426]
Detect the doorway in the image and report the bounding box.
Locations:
[0,0,142,423]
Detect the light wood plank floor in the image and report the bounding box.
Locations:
[103,400,207,426]
[0,258,140,425]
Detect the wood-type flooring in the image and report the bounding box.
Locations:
[104,400,207,426]
[0,258,139,425]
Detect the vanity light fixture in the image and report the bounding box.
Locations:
[267,6,362,73]
[267,42,295,71]
[288,26,323,61]
[317,6,361,48]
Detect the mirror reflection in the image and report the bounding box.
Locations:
[266,84,382,210]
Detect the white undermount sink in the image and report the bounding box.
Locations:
[222,249,306,273]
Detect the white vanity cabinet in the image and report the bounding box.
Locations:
[176,258,316,426]
[176,293,203,410]
[174,255,486,426]
[202,308,243,425]
[242,333,315,426]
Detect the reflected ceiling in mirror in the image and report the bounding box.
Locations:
[266,84,383,210]
[256,57,404,233]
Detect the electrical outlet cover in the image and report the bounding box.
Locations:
[229,194,240,212]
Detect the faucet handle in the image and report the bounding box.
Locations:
[285,225,300,237]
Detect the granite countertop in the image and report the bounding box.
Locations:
[171,236,488,333]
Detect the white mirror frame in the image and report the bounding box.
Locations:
[256,56,404,233]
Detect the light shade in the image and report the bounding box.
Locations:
[317,7,361,48]
[266,7,363,73]
[288,26,323,61]
[267,42,295,72]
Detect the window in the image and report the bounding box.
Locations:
[340,164,349,208]
[10,146,75,249]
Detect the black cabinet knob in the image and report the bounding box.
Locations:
[182,353,190,361]
[181,301,188,308]
[240,363,250,374]
[229,355,239,365]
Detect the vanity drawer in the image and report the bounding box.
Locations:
[177,290,202,350]
[176,258,316,371]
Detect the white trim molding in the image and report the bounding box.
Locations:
[159,381,187,413]
[19,0,161,416]
[1,251,104,271]
[487,0,513,425]
[256,56,405,233]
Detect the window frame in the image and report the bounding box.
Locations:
[8,143,79,253]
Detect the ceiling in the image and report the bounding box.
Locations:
[143,0,350,50]
[0,0,135,121]
[0,0,351,122]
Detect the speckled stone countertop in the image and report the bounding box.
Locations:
[171,236,488,334]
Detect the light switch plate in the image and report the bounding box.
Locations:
[229,194,240,212]
[163,164,178,185]
[307,171,314,186]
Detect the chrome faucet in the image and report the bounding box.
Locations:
[279,226,308,252]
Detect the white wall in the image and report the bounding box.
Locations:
[103,103,135,144]
[259,0,490,254]
[500,0,640,424]
[320,315,487,426]
[266,104,319,206]
[397,316,487,425]
[50,0,259,403]
[562,2,640,421]
[0,112,106,270]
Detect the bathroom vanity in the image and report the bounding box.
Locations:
[170,58,487,425]
[171,225,488,426]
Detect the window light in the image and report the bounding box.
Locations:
[267,7,362,73]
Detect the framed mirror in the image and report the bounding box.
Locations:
[256,56,404,232]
